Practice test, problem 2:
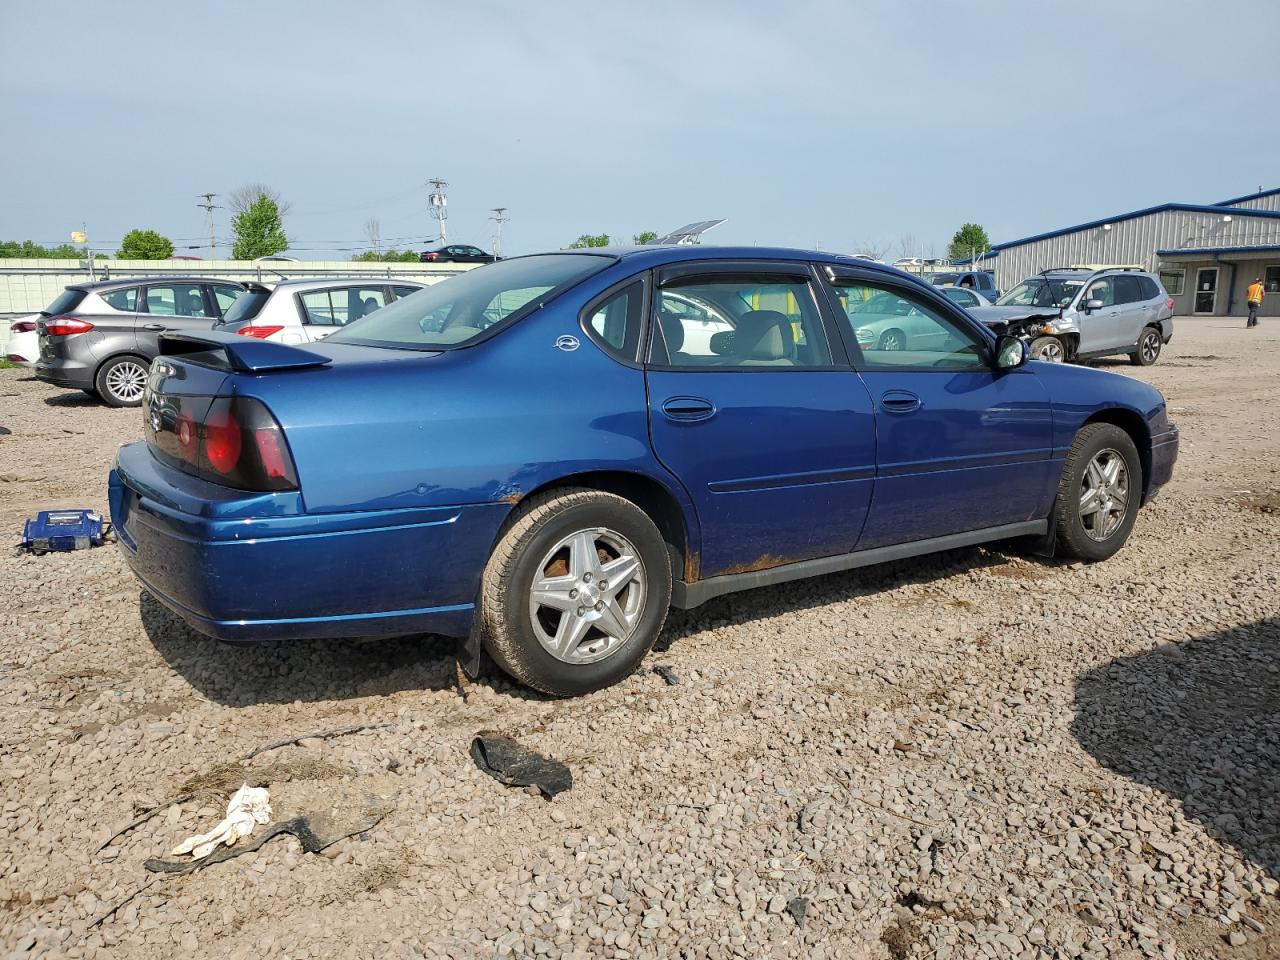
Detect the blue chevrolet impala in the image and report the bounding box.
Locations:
[109,247,1178,695]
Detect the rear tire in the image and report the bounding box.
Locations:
[1053,423,1142,562]
[95,355,150,407]
[878,329,905,351]
[1129,327,1162,366]
[1028,336,1065,362]
[479,488,672,696]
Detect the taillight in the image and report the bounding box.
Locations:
[10,320,36,333]
[144,395,298,492]
[45,316,94,336]
[425,252,438,261]
[1165,298,1175,311]
[237,325,285,339]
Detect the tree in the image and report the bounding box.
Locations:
[0,240,86,258]
[229,183,291,217]
[632,230,658,245]
[231,195,289,260]
[116,229,174,260]
[567,233,610,249]
[351,249,420,262]
[947,223,992,262]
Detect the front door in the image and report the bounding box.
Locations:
[823,270,1054,549]
[645,264,877,579]
[1194,268,1218,314]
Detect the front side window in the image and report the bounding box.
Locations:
[328,253,612,349]
[1083,277,1115,307]
[830,280,987,370]
[652,275,831,368]
[102,287,138,311]
[145,284,209,317]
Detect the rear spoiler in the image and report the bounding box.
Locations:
[159,331,331,373]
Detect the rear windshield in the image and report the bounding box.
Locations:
[216,289,270,326]
[327,254,613,350]
[43,288,87,316]
[930,273,959,285]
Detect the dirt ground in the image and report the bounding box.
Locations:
[0,318,1277,959]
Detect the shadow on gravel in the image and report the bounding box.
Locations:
[139,592,459,705]
[43,390,102,407]
[654,542,1041,653]
[1073,618,1279,880]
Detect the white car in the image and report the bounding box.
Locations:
[217,278,428,344]
[938,286,994,309]
[5,314,40,366]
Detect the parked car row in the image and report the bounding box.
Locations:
[25,275,430,405]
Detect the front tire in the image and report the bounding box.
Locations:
[479,488,672,696]
[1053,423,1142,562]
[878,329,905,351]
[1129,327,1162,366]
[95,355,150,407]
[1028,336,1065,362]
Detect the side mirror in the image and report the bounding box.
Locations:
[1085,299,1104,312]
[995,334,1027,370]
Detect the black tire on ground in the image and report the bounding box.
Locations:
[1028,336,1065,362]
[94,355,150,408]
[1053,423,1143,562]
[1129,326,1162,366]
[479,487,672,696]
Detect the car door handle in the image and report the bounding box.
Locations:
[660,396,716,422]
[142,323,167,331]
[879,390,922,414]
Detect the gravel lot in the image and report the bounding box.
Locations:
[1,319,1277,960]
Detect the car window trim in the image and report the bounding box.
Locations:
[646,261,846,372]
[578,274,650,368]
[820,266,997,373]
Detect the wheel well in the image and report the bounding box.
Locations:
[95,352,150,375]
[510,471,694,583]
[1083,408,1152,500]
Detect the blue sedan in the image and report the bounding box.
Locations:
[109,247,1178,695]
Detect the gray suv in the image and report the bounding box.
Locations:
[34,277,245,406]
[969,268,1174,365]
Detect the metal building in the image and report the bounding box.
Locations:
[973,188,1280,318]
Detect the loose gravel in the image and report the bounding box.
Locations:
[1,319,1277,959]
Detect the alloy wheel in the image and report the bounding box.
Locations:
[1079,448,1129,541]
[1033,339,1064,362]
[528,527,647,664]
[104,361,148,403]
[1141,331,1160,364]
[879,331,905,351]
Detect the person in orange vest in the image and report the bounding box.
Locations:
[1247,276,1264,328]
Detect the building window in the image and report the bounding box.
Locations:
[1159,270,1185,296]
[1266,266,1280,294]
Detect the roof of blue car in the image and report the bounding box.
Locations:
[561,244,912,276]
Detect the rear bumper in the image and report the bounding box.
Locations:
[36,356,96,389]
[109,441,509,641]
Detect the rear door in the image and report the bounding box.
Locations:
[136,282,216,358]
[823,269,1054,549]
[645,262,877,578]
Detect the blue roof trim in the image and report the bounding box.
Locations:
[1155,244,1280,257]
[992,202,1280,252]
[1214,187,1280,206]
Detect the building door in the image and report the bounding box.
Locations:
[1194,268,1218,315]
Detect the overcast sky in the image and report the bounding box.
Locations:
[3,0,1277,260]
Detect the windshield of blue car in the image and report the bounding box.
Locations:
[996,278,1084,308]
[327,254,614,350]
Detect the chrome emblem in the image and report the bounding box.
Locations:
[555,335,580,352]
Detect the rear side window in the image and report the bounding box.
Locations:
[328,254,611,350]
[652,275,832,368]
[392,285,421,300]
[44,288,86,315]
[583,281,644,361]
[1138,276,1161,300]
[145,284,210,317]
[1114,276,1144,304]
[102,287,138,311]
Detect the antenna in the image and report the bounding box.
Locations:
[197,193,222,258]
[427,178,448,243]
[489,207,508,259]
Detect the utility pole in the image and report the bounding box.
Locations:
[197,193,221,258]
[427,178,448,244]
[490,207,508,259]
